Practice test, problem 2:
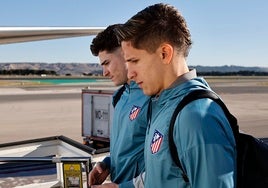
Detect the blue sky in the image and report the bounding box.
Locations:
[0,0,268,67]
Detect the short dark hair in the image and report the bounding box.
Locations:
[90,24,122,56]
[116,3,192,57]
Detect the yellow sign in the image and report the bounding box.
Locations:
[63,163,83,188]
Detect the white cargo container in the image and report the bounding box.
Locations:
[81,88,115,151]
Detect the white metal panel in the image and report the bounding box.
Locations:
[81,89,114,140]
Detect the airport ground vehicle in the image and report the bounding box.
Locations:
[81,88,115,153]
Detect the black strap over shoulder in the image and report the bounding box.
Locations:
[169,89,239,182]
[112,85,125,107]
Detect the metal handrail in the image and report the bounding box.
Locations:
[0,156,92,170]
[0,156,90,163]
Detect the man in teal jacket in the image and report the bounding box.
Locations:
[89,24,149,188]
[116,3,236,188]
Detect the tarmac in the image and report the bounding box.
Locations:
[0,77,267,187]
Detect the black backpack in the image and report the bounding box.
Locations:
[169,89,268,188]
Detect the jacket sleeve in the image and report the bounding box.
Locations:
[102,156,111,170]
[119,172,145,188]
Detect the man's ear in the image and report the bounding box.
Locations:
[160,43,173,64]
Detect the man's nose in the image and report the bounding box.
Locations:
[127,68,136,81]
[103,68,109,77]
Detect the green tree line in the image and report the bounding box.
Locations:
[0,69,57,75]
[198,71,268,76]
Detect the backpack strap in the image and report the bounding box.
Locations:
[169,89,239,182]
[112,85,125,107]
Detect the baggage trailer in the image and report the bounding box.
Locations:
[81,88,115,152]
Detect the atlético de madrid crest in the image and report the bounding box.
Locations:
[129,105,141,121]
[151,129,163,154]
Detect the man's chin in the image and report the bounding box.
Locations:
[142,89,152,96]
[114,81,124,86]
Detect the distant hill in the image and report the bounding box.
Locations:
[191,65,268,73]
[0,63,267,76]
[190,65,268,76]
[0,62,102,76]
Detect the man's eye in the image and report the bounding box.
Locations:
[102,61,110,66]
[131,60,138,64]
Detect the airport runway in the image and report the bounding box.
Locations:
[0,78,267,187]
[0,79,267,145]
[0,83,267,135]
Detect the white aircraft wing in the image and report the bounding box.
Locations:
[0,26,105,44]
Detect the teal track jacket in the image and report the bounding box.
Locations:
[106,81,150,188]
[145,77,236,188]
